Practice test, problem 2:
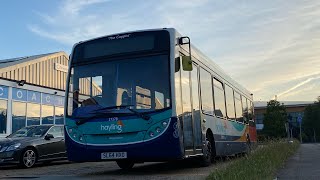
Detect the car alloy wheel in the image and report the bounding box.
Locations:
[22,149,37,168]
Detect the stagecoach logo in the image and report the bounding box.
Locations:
[108,34,131,40]
[100,120,124,133]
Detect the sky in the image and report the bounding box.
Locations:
[0,0,319,102]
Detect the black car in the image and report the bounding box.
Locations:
[0,125,66,168]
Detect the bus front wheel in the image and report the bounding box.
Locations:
[116,160,135,170]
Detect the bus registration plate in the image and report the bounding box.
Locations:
[101,152,127,159]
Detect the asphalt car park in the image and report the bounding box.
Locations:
[0,158,230,180]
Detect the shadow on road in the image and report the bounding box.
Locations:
[83,155,239,177]
[0,160,72,170]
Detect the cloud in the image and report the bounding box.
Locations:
[28,0,320,101]
[277,74,320,99]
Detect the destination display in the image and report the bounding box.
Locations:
[72,30,170,64]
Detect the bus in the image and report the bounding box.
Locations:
[64,28,257,169]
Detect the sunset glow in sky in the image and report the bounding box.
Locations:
[1,0,319,101]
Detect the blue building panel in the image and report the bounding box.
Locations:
[42,93,55,105]
[12,88,27,101]
[0,85,8,99]
[27,91,41,104]
[55,96,64,107]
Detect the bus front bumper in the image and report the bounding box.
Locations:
[65,117,183,162]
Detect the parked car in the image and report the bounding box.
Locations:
[0,125,66,168]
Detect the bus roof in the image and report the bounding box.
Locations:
[173,28,253,101]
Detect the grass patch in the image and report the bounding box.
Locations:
[207,139,300,180]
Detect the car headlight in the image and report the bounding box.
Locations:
[0,146,8,152]
[5,143,21,152]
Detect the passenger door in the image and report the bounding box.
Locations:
[180,66,194,154]
[190,64,202,152]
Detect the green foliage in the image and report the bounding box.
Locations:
[262,100,287,138]
[207,139,300,180]
[302,96,320,142]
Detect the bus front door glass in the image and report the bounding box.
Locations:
[191,65,202,149]
[181,64,194,152]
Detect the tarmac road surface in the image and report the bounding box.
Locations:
[0,157,233,180]
[276,143,320,180]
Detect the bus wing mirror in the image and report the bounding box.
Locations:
[175,57,180,72]
[182,56,192,71]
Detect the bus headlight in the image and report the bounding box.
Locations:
[66,126,86,143]
[144,120,169,140]
[68,128,73,133]
[149,132,154,137]
[162,121,168,127]
[79,136,84,142]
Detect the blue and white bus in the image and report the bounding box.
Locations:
[64,28,256,169]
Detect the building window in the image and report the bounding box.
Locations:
[12,101,26,133]
[27,103,40,126]
[42,105,54,124]
[55,107,64,125]
[0,100,8,134]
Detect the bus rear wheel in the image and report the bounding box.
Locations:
[116,160,134,170]
[200,137,213,167]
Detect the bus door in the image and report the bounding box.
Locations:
[180,67,194,155]
[190,64,203,153]
[180,60,203,155]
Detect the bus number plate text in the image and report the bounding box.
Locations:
[101,152,127,159]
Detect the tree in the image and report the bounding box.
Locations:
[262,100,287,138]
[302,96,320,142]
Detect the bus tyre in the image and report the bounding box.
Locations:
[200,138,212,167]
[116,160,135,170]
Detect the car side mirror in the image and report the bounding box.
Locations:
[45,134,54,140]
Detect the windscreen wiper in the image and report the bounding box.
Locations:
[92,105,135,112]
[127,108,150,120]
[74,112,132,126]
[75,105,150,125]
[92,105,150,120]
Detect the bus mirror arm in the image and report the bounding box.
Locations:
[179,36,193,71]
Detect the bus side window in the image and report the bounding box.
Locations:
[213,78,226,118]
[225,85,236,120]
[248,100,253,121]
[199,68,214,115]
[234,92,243,123]
[242,96,249,124]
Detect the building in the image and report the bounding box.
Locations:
[254,101,314,131]
[0,52,69,138]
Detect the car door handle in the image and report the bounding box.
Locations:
[203,119,206,123]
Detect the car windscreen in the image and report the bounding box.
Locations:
[8,126,51,138]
